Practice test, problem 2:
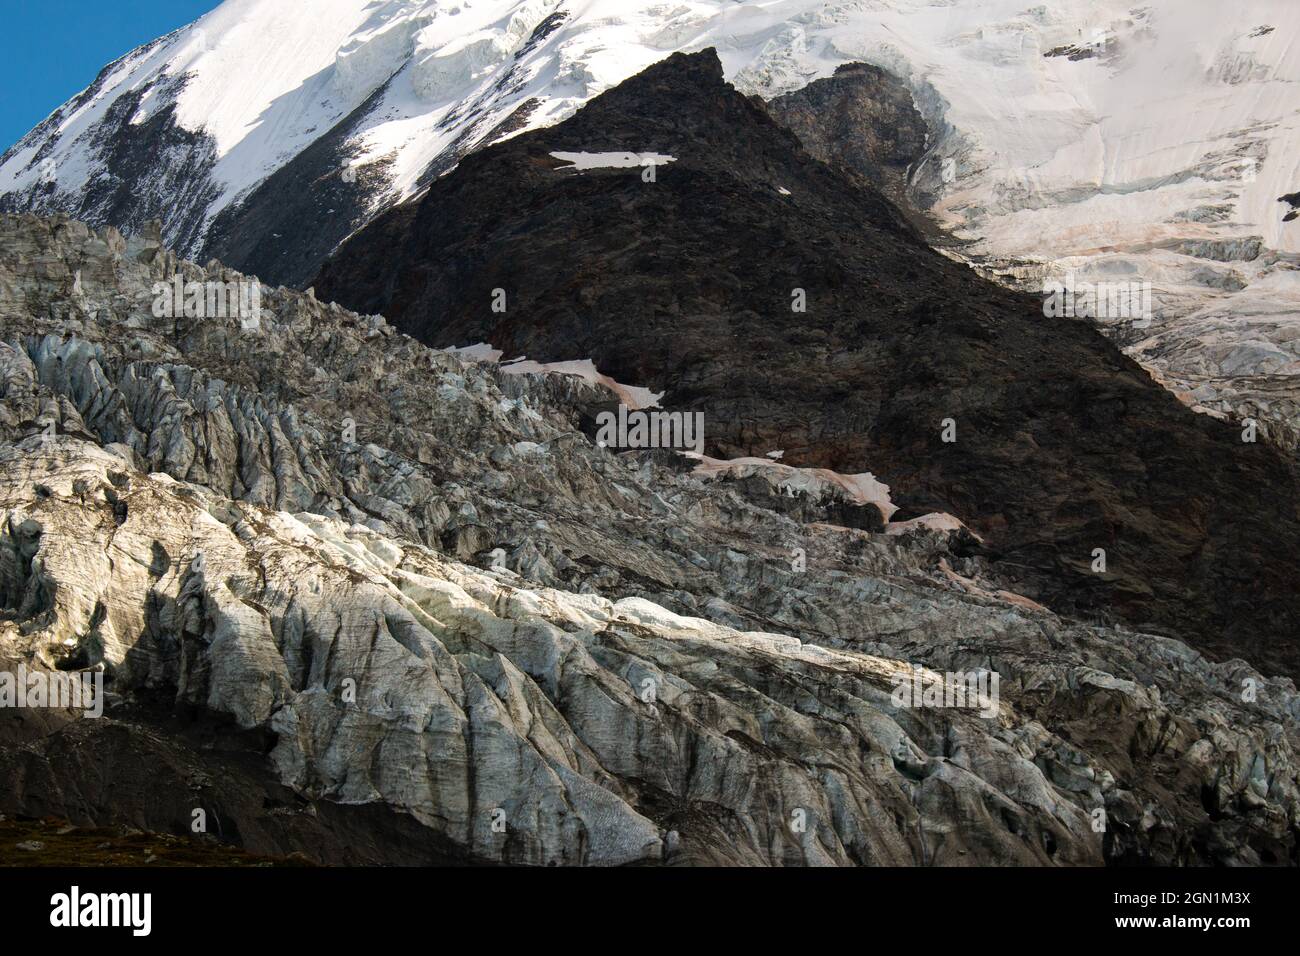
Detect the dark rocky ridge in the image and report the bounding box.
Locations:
[314,49,1300,679]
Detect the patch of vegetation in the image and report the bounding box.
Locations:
[0,815,313,867]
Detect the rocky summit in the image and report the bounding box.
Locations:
[0,212,1297,866]
[314,50,1300,682]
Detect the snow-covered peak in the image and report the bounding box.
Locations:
[1,0,706,232]
[7,1,1298,254]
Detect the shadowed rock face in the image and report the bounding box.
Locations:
[314,50,1300,680]
[761,61,930,209]
[3,213,1298,866]
[0,687,473,866]
[198,85,398,292]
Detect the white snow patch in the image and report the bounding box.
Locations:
[499,358,664,410]
[549,151,677,171]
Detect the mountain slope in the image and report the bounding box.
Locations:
[314,49,1300,680]
[5,0,1294,285]
[4,0,1298,447]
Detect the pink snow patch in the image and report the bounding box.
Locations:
[444,345,663,410]
[686,453,897,520]
[886,512,981,540]
[500,358,663,410]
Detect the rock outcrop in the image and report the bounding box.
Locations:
[761,61,930,212]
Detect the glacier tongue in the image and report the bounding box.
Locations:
[4,210,1300,866]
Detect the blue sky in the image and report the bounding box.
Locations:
[0,0,222,152]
